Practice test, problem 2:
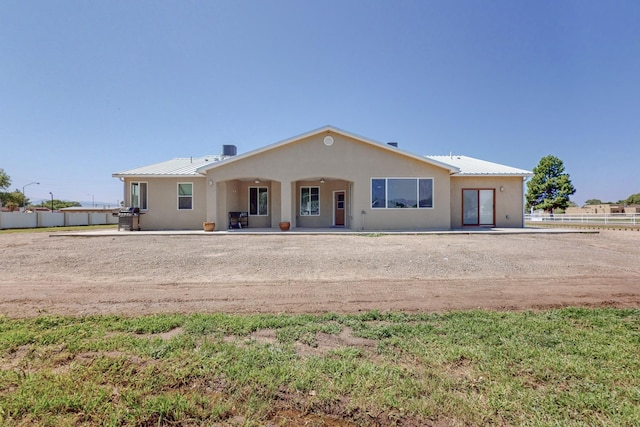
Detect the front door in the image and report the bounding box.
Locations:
[334,191,345,226]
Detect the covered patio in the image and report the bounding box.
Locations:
[207,176,354,231]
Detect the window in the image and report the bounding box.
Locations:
[371,178,433,209]
[130,182,148,209]
[249,186,268,216]
[178,183,193,210]
[300,186,320,216]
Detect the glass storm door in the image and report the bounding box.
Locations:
[334,191,345,226]
[463,189,495,226]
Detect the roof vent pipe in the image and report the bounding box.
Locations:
[222,145,237,157]
[387,142,398,147]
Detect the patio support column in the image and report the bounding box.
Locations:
[205,177,216,222]
[280,180,293,224]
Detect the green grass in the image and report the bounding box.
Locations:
[1,308,638,426]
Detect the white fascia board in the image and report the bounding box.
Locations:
[450,173,534,177]
[111,174,206,179]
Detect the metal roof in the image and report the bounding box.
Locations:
[112,155,221,178]
[112,130,532,179]
[426,155,533,176]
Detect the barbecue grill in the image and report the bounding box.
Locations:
[115,207,142,231]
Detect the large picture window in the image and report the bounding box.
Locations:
[300,186,320,216]
[371,178,433,209]
[249,187,268,216]
[130,182,148,210]
[177,183,193,210]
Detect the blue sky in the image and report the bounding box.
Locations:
[2,0,639,207]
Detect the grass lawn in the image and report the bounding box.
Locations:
[1,308,638,426]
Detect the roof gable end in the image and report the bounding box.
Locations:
[196,126,459,174]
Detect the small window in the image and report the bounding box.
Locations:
[371,178,433,209]
[249,187,268,216]
[130,182,148,210]
[300,186,320,216]
[178,183,193,210]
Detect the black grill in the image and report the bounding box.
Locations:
[116,207,142,231]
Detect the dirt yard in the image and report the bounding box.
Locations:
[1,230,639,318]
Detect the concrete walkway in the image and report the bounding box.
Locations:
[52,226,597,237]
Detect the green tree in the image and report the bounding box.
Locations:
[39,199,81,210]
[3,190,26,208]
[584,199,603,205]
[0,170,19,208]
[620,193,640,205]
[526,155,576,213]
[0,168,10,190]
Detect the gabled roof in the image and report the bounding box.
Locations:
[196,125,459,174]
[112,155,220,178]
[112,128,532,179]
[427,155,533,177]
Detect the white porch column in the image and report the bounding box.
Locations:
[280,180,292,223]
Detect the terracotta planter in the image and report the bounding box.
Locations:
[279,221,291,231]
[203,222,215,232]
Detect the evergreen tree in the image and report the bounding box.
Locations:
[526,155,576,213]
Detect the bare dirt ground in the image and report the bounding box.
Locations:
[1,230,639,318]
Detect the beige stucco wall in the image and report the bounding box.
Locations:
[204,132,452,230]
[123,177,207,230]
[120,133,528,231]
[449,176,526,228]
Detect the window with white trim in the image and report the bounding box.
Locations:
[371,178,433,209]
[130,182,148,209]
[177,182,193,210]
[300,186,320,216]
[249,186,268,216]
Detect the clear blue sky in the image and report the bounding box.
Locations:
[2,1,639,207]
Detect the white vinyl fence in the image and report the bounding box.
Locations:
[0,211,119,229]
[525,213,639,225]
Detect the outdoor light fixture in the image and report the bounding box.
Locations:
[22,182,40,210]
[500,186,504,192]
[320,178,325,184]
[49,192,54,212]
[254,179,260,184]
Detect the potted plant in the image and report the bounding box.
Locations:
[203,222,215,232]
[279,221,290,231]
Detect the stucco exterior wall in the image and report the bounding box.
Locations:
[204,133,452,230]
[449,176,526,228]
[124,177,207,230]
[117,130,529,231]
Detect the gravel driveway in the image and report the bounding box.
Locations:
[1,229,639,317]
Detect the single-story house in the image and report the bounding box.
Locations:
[112,126,533,231]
